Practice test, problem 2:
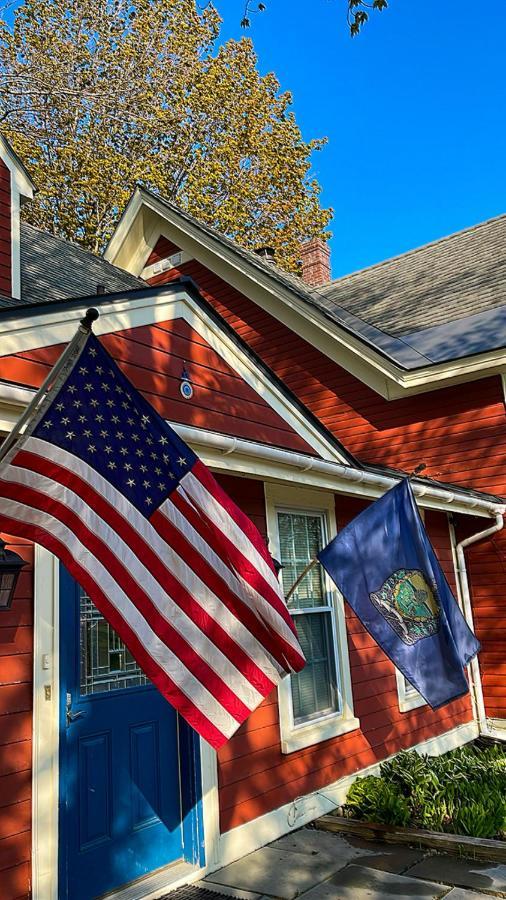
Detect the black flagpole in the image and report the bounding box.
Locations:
[0,308,99,469]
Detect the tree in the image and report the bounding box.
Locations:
[0,0,331,272]
[240,0,388,35]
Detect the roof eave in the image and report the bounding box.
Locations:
[104,188,506,398]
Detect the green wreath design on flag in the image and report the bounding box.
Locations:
[370,569,441,645]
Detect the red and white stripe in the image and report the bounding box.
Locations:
[0,436,304,748]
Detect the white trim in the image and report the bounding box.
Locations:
[32,546,59,900]
[30,546,220,899]
[0,387,503,520]
[216,718,479,869]
[264,484,359,754]
[0,135,34,301]
[104,190,506,399]
[395,670,426,713]
[10,188,21,300]
[0,285,345,465]
[199,739,221,870]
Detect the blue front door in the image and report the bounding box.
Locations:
[59,567,203,899]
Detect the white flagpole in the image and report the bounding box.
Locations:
[0,307,99,468]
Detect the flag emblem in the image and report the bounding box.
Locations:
[370,568,440,645]
[0,327,305,748]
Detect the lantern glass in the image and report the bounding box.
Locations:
[0,542,26,611]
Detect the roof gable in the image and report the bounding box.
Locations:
[104,188,506,398]
[0,281,350,464]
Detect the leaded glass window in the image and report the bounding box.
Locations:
[277,510,341,724]
[79,590,148,695]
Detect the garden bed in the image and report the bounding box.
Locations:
[315,814,506,863]
[316,742,506,862]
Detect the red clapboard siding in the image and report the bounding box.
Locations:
[216,489,473,832]
[147,248,506,720]
[145,236,181,267]
[0,319,313,454]
[145,252,506,496]
[0,535,33,886]
[0,159,11,297]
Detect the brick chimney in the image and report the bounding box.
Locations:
[300,237,331,287]
[0,135,35,300]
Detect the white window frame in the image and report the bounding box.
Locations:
[395,670,426,712]
[265,484,359,754]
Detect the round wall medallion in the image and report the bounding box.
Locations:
[180,380,194,400]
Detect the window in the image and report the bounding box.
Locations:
[278,510,340,723]
[266,485,359,754]
[395,670,426,712]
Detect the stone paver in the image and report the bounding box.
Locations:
[343,834,426,873]
[408,855,506,894]
[443,890,498,899]
[296,864,450,899]
[203,845,344,900]
[268,830,364,865]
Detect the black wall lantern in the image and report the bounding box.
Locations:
[0,539,26,610]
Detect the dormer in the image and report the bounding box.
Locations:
[0,135,35,300]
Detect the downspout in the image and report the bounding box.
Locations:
[454,512,506,741]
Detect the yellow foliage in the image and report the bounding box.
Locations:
[0,0,332,271]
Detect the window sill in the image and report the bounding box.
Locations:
[398,692,427,713]
[281,713,360,754]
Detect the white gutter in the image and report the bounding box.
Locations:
[173,423,506,519]
[2,386,504,517]
[455,514,506,741]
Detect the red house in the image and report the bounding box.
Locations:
[0,137,505,899]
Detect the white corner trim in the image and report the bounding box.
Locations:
[199,739,221,870]
[216,718,479,870]
[264,483,358,754]
[32,546,59,900]
[10,187,21,300]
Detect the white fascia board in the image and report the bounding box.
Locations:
[106,192,506,400]
[0,135,35,200]
[0,285,346,464]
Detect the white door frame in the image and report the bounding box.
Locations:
[31,545,60,900]
[31,547,221,899]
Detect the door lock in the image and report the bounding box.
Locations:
[66,692,86,727]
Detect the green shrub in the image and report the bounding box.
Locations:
[345,743,506,839]
[346,775,410,827]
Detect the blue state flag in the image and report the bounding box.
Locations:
[318,479,479,709]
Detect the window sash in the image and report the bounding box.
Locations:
[276,508,342,725]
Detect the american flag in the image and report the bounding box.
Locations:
[0,332,305,748]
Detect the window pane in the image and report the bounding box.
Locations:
[403,675,418,697]
[278,511,326,609]
[80,590,148,695]
[291,611,339,722]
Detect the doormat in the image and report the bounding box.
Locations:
[160,888,244,900]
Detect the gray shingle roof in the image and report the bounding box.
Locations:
[18,222,144,305]
[313,214,506,337]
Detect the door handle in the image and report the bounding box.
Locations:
[66,692,86,727]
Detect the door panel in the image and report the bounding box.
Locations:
[59,567,199,899]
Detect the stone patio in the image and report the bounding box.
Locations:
[173,826,506,899]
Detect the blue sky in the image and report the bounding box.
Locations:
[216,1,506,277]
[4,1,505,277]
